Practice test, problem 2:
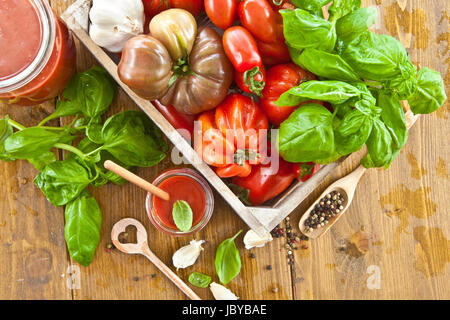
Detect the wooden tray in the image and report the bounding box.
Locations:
[60,4,417,236]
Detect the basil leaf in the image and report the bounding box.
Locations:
[336,7,378,43]
[172,200,193,232]
[277,80,362,107]
[378,91,408,161]
[328,0,362,22]
[42,67,116,124]
[64,190,102,267]
[278,104,335,162]
[86,117,104,144]
[342,31,410,81]
[296,49,360,82]
[362,118,393,168]
[215,230,243,285]
[384,61,418,100]
[28,151,57,171]
[4,128,72,159]
[0,116,14,160]
[290,0,332,17]
[34,159,93,206]
[188,272,212,288]
[335,109,374,155]
[407,67,447,115]
[101,111,167,167]
[281,9,336,53]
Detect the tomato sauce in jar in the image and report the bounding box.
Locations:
[0,0,76,106]
[146,168,214,236]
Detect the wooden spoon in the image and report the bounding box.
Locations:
[299,165,367,239]
[111,218,201,300]
[299,109,420,239]
[104,160,170,201]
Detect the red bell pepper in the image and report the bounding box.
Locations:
[231,158,321,205]
[231,155,296,206]
[223,26,266,96]
[195,93,268,178]
[238,0,277,43]
[205,0,238,30]
[260,63,318,126]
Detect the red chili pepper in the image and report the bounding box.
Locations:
[238,0,277,43]
[293,162,321,182]
[154,101,195,140]
[260,63,318,126]
[232,155,296,206]
[223,26,266,96]
[205,0,238,30]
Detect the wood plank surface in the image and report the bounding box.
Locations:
[0,0,448,300]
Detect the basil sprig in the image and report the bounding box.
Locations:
[172,200,193,232]
[277,2,446,169]
[0,67,168,266]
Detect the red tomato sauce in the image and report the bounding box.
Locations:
[152,175,207,230]
[0,0,76,105]
[0,0,42,79]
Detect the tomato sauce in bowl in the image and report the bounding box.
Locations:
[146,168,214,236]
[0,0,76,106]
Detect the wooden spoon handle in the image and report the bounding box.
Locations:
[104,160,170,201]
[141,246,202,300]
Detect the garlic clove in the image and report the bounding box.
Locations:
[89,0,145,53]
[210,282,239,300]
[243,230,273,250]
[172,240,205,270]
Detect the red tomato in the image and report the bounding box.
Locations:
[234,64,266,97]
[215,162,252,178]
[153,101,195,140]
[293,162,321,181]
[238,0,277,43]
[195,94,269,178]
[215,93,268,151]
[205,0,238,30]
[256,12,291,67]
[268,0,294,10]
[223,26,262,73]
[142,0,203,22]
[260,63,318,126]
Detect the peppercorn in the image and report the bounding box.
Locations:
[250,253,256,259]
[266,265,272,271]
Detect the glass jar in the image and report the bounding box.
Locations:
[146,168,214,236]
[0,0,76,106]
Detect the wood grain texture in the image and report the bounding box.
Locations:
[0,0,448,300]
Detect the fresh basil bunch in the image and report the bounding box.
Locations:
[0,67,168,266]
[278,2,447,169]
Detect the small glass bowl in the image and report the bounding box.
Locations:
[146,168,214,236]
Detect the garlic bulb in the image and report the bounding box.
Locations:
[210,282,239,300]
[172,240,205,270]
[243,230,273,250]
[89,0,144,52]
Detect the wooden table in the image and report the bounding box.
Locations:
[0,0,448,300]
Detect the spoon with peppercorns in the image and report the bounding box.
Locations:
[299,108,419,239]
[299,165,367,239]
